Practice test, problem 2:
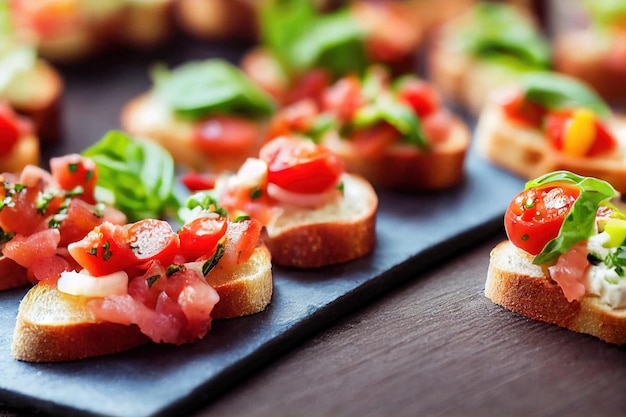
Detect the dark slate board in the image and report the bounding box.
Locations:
[0,37,526,417]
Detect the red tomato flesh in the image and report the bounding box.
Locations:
[0,104,21,156]
[545,111,617,157]
[397,78,440,119]
[49,154,98,204]
[260,136,344,194]
[178,215,228,262]
[505,184,580,255]
[498,89,546,128]
[192,115,260,155]
[125,219,180,267]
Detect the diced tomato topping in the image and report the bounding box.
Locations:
[260,136,345,194]
[545,111,617,157]
[267,99,320,140]
[3,228,61,273]
[220,218,262,267]
[397,78,441,119]
[0,103,23,157]
[0,182,46,236]
[322,75,363,123]
[505,184,580,255]
[9,0,81,37]
[178,215,228,262]
[192,115,261,155]
[124,219,180,268]
[68,222,136,277]
[498,89,546,128]
[50,154,98,204]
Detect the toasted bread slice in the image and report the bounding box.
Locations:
[119,0,175,49]
[174,0,259,42]
[12,246,273,362]
[486,240,626,345]
[2,60,63,144]
[475,103,626,193]
[0,257,30,292]
[0,132,39,174]
[263,174,377,268]
[553,30,626,105]
[120,94,267,172]
[321,115,470,191]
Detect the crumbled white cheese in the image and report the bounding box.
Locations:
[586,233,626,309]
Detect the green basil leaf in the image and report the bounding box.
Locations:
[151,59,275,120]
[520,72,611,117]
[584,0,626,26]
[259,0,368,77]
[529,171,619,265]
[454,3,550,68]
[351,96,428,149]
[82,130,181,222]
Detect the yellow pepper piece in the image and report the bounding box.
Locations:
[603,218,626,248]
[562,108,596,157]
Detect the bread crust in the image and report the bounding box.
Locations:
[12,247,273,362]
[486,240,626,345]
[264,174,377,268]
[119,0,175,49]
[175,0,259,42]
[0,132,39,174]
[0,257,30,292]
[475,104,626,193]
[554,30,626,104]
[321,114,470,191]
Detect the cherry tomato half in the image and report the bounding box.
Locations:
[497,89,546,128]
[178,215,228,262]
[504,184,580,255]
[124,219,180,267]
[545,111,617,157]
[397,78,440,119]
[260,136,345,194]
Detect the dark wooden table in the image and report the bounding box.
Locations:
[5,231,626,417]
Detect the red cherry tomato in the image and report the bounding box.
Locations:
[544,111,617,157]
[498,89,546,128]
[260,136,345,194]
[68,222,135,276]
[49,154,98,204]
[284,69,331,106]
[180,172,217,192]
[397,78,440,118]
[178,215,228,262]
[348,123,398,158]
[322,75,363,123]
[504,184,580,255]
[0,104,22,157]
[192,115,261,155]
[124,219,180,267]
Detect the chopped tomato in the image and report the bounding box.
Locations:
[498,89,546,128]
[9,0,81,37]
[322,75,363,123]
[49,154,98,204]
[505,184,580,255]
[3,228,61,270]
[260,136,345,194]
[267,99,319,140]
[0,103,23,157]
[397,78,440,119]
[545,110,617,157]
[180,172,217,192]
[220,218,262,267]
[192,115,261,155]
[178,215,228,262]
[57,199,126,246]
[348,123,399,158]
[0,181,46,236]
[68,222,135,276]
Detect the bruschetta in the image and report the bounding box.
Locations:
[553,0,626,104]
[475,71,626,193]
[0,153,127,292]
[12,210,272,362]
[1,5,63,144]
[428,1,550,114]
[486,170,626,345]
[182,135,377,268]
[240,0,422,106]
[0,102,40,174]
[120,59,276,173]
[267,66,470,191]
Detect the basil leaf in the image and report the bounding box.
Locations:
[151,59,275,120]
[351,96,428,149]
[520,72,611,118]
[454,3,550,68]
[529,171,619,265]
[82,130,181,222]
[260,0,368,77]
[584,0,626,26]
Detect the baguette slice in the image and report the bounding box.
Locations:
[0,131,39,174]
[554,30,626,105]
[120,94,267,172]
[486,240,626,345]
[174,0,259,42]
[321,115,470,191]
[475,103,626,193]
[263,174,377,268]
[12,246,272,362]
[3,60,63,144]
[119,0,175,49]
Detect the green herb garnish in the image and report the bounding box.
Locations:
[202,244,225,276]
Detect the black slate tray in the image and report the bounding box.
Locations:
[0,37,526,417]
